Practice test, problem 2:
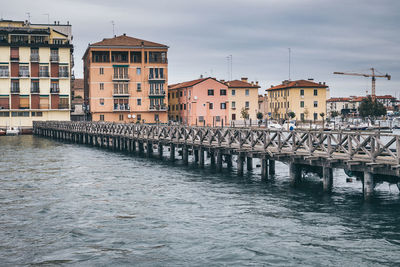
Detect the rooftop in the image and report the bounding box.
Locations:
[90,34,168,48]
[225,78,260,88]
[267,79,328,91]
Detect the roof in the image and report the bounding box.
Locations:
[90,34,168,48]
[169,78,209,90]
[73,79,84,90]
[225,79,260,88]
[267,79,328,91]
[327,97,351,102]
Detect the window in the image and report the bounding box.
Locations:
[245,101,249,109]
[59,66,69,77]
[92,51,110,63]
[232,89,236,96]
[199,116,204,122]
[209,103,213,109]
[184,104,186,110]
[300,113,304,120]
[245,89,249,96]
[232,114,236,120]
[154,114,159,121]
[99,67,104,75]
[207,89,214,96]
[119,114,124,121]
[314,113,318,120]
[100,98,104,105]
[314,101,318,107]
[31,111,43,117]
[300,89,304,96]
[0,111,10,117]
[136,68,141,75]
[232,101,236,108]
[220,102,226,109]
[137,99,141,105]
[300,101,304,108]
[137,114,141,121]
[216,116,221,122]
[100,114,104,121]
[314,89,318,96]
[180,104,183,110]
[0,65,9,77]
[39,65,49,77]
[220,89,226,96]
[19,65,29,77]
[179,91,183,97]
[100,83,104,90]
[137,83,141,91]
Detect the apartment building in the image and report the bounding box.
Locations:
[83,34,168,123]
[224,78,260,122]
[168,77,229,126]
[0,19,73,128]
[258,94,268,118]
[267,79,329,121]
[71,78,85,121]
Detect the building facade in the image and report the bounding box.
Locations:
[168,77,229,126]
[258,94,268,118]
[71,78,85,121]
[267,79,329,121]
[224,78,260,123]
[0,20,73,129]
[83,34,168,123]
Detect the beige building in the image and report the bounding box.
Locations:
[267,79,329,121]
[224,78,260,123]
[0,20,73,129]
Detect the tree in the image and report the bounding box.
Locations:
[288,111,296,120]
[256,112,263,120]
[241,108,249,127]
[320,112,325,126]
[358,96,386,119]
[330,111,339,118]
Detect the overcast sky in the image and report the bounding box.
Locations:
[3,0,400,97]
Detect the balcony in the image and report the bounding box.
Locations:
[58,104,69,109]
[31,87,40,94]
[10,55,19,62]
[59,72,69,78]
[39,72,50,78]
[113,87,129,96]
[149,90,166,97]
[19,71,30,78]
[149,104,167,111]
[50,55,59,62]
[112,74,129,81]
[113,104,130,111]
[11,87,20,94]
[30,54,40,62]
[50,87,60,94]
[0,71,9,78]
[148,75,165,82]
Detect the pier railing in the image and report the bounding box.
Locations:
[34,121,400,167]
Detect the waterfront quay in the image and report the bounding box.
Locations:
[34,121,400,200]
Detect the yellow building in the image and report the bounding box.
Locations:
[224,78,260,122]
[267,79,328,121]
[0,20,73,129]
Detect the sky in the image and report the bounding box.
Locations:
[3,0,400,97]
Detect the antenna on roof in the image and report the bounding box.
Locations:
[111,21,115,36]
[288,48,291,81]
[26,12,31,23]
[226,55,233,81]
[43,13,50,24]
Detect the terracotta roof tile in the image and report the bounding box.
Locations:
[90,34,167,48]
[225,79,260,88]
[326,97,351,102]
[169,77,228,90]
[267,79,327,90]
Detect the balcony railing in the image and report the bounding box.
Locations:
[58,104,69,109]
[114,104,130,111]
[30,55,39,62]
[11,87,20,94]
[148,75,165,81]
[0,71,9,78]
[50,55,59,62]
[113,74,129,80]
[149,104,167,111]
[50,87,60,93]
[113,88,129,96]
[19,71,30,78]
[30,87,40,93]
[149,90,166,97]
[39,72,50,78]
[59,72,69,78]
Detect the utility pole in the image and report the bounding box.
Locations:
[111,21,115,36]
[288,48,291,81]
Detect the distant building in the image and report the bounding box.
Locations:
[258,94,268,118]
[168,77,229,126]
[83,34,168,123]
[71,78,85,121]
[224,77,260,122]
[266,79,329,121]
[0,19,73,129]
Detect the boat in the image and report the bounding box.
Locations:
[6,127,20,136]
[0,129,5,136]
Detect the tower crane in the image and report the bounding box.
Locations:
[333,68,391,102]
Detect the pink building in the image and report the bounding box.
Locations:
[168,77,229,126]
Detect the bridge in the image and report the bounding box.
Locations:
[33,121,400,199]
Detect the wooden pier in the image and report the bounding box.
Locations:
[33,121,400,199]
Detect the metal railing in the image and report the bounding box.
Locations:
[149,90,166,97]
[114,104,130,111]
[30,55,39,62]
[50,55,59,62]
[39,71,50,77]
[113,74,129,80]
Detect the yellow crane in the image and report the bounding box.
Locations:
[333,68,391,101]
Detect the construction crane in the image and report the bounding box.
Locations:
[333,68,391,102]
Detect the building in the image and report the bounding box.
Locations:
[267,79,329,121]
[258,94,268,118]
[0,19,73,129]
[168,77,229,126]
[71,78,85,121]
[83,34,169,123]
[224,78,260,123]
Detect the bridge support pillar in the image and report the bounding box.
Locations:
[199,148,205,168]
[226,154,232,169]
[146,142,153,157]
[290,162,302,186]
[210,150,215,166]
[323,167,333,192]
[158,143,163,158]
[237,153,244,176]
[269,159,276,175]
[216,150,223,172]
[363,172,374,200]
[170,144,175,161]
[247,157,253,171]
[194,149,199,163]
[183,146,189,165]
[261,158,269,181]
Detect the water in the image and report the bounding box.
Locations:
[1,135,400,266]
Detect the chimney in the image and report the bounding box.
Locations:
[308,78,314,81]
[220,79,225,83]
[200,74,203,78]
[241,77,248,82]
[123,33,126,36]
[256,81,259,86]
[323,82,326,85]
[319,82,321,85]
[251,81,254,85]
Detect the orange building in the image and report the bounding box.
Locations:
[168,77,229,126]
[83,34,168,123]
